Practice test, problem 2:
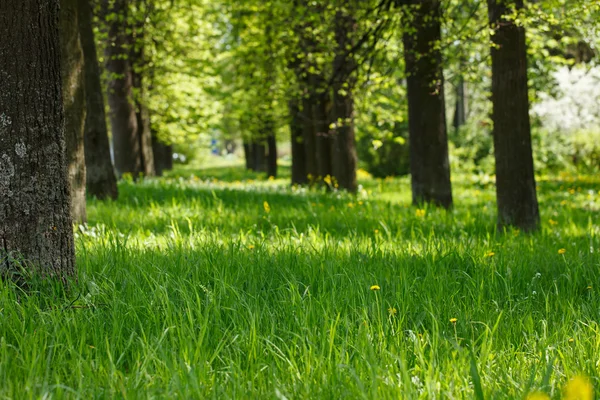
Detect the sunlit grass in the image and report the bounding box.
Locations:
[0,165,598,398]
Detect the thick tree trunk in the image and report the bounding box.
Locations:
[487,0,539,231]
[61,0,87,223]
[331,10,358,193]
[403,0,453,208]
[289,99,307,185]
[266,131,278,178]
[80,0,118,200]
[152,131,173,177]
[104,0,141,178]
[0,0,76,279]
[302,95,318,184]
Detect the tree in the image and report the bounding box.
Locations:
[289,98,307,184]
[403,0,453,208]
[79,0,118,200]
[487,0,539,231]
[331,5,358,192]
[61,0,87,222]
[0,0,76,279]
[103,0,142,178]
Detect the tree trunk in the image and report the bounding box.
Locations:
[487,0,539,231]
[313,87,333,183]
[152,131,173,177]
[252,140,267,172]
[289,99,307,185]
[331,10,358,193]
[60,0,87,223]
[266,130,277,178]
[79,0,118,200]
[130,24,155,177]
[0,0,76,279]
[403,0,453,208]
[243,139,254,170]
[104,0,141,178]
[453,75,467,131]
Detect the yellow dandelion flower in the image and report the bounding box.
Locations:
[485,251,495,257]
[526,392,550,400]
[415,209,426,217]
[374,229,380,234]
[549,219,558,226]
[347,202,354,208]
[449,318,458,324]
[558,248,566,254]
[563,376,593,400]
[587,285,592,290]
[358,201,364,205]
[263,201,271,213]
[568,188,576,195]
[268,175,275,181]
[323,175,332,185]
[248,245,255,250]
[569,338,575,343]
[561,200,568,206]
[388,307,397,316]
[370,285,380,291]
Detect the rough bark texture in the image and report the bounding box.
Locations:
[331,10,358,193]
[266,129,278,178]
[488,0,539,231]
[151,131,173,177]
[61,0,87,223]
[0,0,76,279]
[104,0,141,178]
[289,99,307,185]
[403,0,453,208]
[80,0,118,200]
[252,141,267,172]
[302,93,318,184]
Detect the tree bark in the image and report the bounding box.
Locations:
[313,86,333,183]
[403,0,453,208]
[487,0,539,231]
[302,92,318,184]
[252,140,267,172]
[60,0,87,223]
[266,129,278,178]
[104,0,141,178]
[0,0,76,279]
[289,99,307,185]
[331,10,358,193]
[152,130,173,177]
[243,139,254,170]
[453,75,467,131]
[80,0,118,200]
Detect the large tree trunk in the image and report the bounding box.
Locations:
[152,130,173,177]
[403,0,453,208]
[60,0,87,223]
[252,140,267,172]
[289,99,307,185]
[266,131,278,178]
[487,0,539,231]
[243,139,254,170]
[80,0,118,200]
[0,0,76,279]
[302,95,318,184]
[331,10,358,193]
[104,0,141,178]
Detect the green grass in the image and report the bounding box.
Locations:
[1,165,599,398]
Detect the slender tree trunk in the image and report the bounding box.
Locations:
[289,99,307,185]
[253,140,267,172]
[104,0,141,178]
[266,127,278,178]
[60,0,87,223]
[0,0,76,279]
[403,0,453,208]
[243,139,254,170]
[152,130,173,177]
[130,25,155,177]
[313,87,333,183]
[487,0,539,231]
[331,10,358,193]
[453,75,467,131]
[302,91,318,184]
[79,0,118,200]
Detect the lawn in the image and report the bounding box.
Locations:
[1,165,598,398]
